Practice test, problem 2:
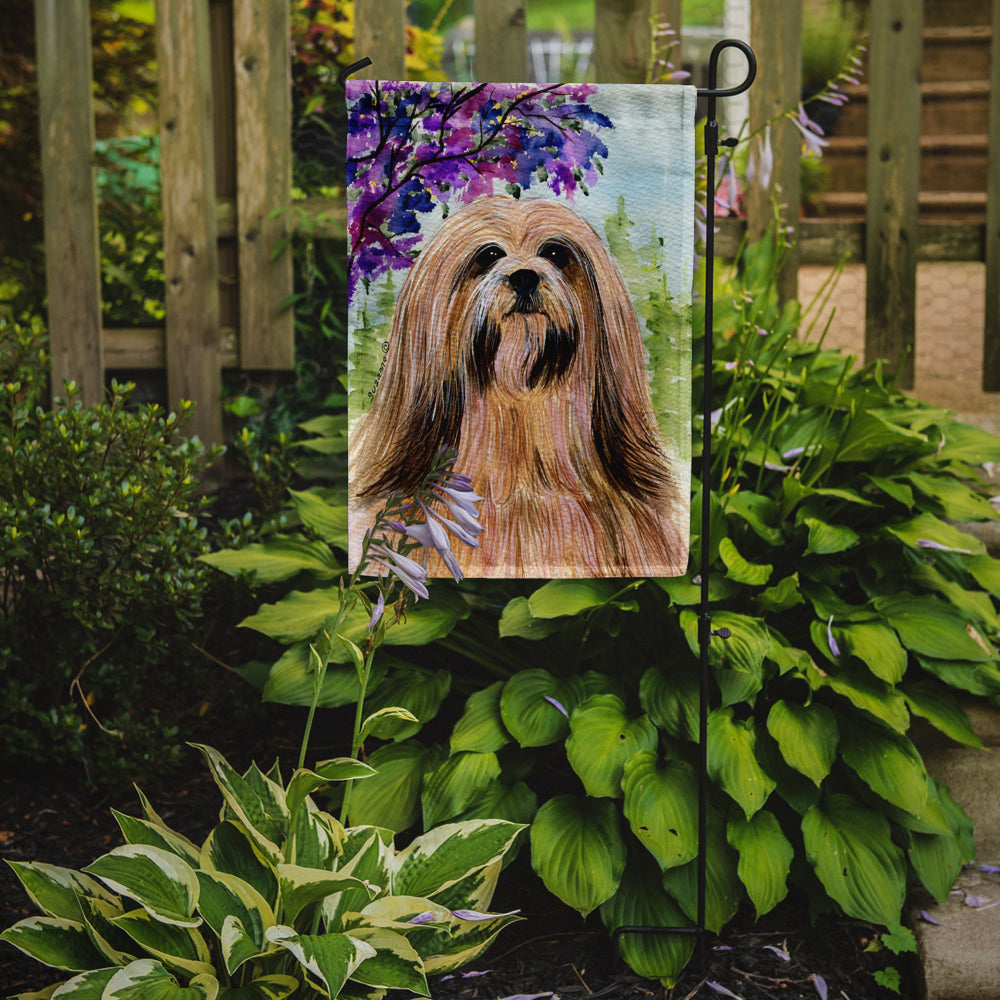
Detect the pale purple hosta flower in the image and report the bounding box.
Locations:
[407,911,438,925]
[368,543,429,600]
[451,908,521,921]
[811,974,828,1000]
[791,104,829,156]
[746,124,774,190]
[396,502,464,581]
[367,590,385,630]
[544,695,569,718]
[432,487,484,538]
[917,538,973,555]
[827,616,841,657]
[763,944,790,962]
[706,982,742,999]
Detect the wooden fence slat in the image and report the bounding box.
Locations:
[157,0,223,445]
[473,0,527,81]
[233,0,294,369]
[747,0,802,305]
[864,0,923,390]
[354,0,406,80]
[34,0,103,405]
[983,0,1000,389]
[594,0,660,83]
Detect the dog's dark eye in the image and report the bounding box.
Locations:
[539,241,571,270]
[475,244,506,271]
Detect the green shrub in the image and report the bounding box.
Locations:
[1,743,524,998]
[0,317,220,783]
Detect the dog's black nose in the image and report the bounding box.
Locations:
[509,269,539,296]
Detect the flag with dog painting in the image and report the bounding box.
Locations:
[346,80,695,579]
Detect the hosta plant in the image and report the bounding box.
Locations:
[339,235,1000,983]
[1,744,523,999]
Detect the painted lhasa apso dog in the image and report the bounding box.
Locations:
[349,195,687,578]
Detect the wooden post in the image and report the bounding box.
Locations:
[474,0,527,81]
[747,0,801,305]
[34,0,104,405]
[234,0,294,369]
[157,0,223,444]
[594,0,658,83]
[983,0,1000,390]
[354,0,406,80]
[864,0,923,389]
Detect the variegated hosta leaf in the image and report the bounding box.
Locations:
[77,894,136,966]
[102,958,218,999]
[214,975,300,1000]
[83,846,200,928]
[424,859,501,916]
[391,820,524,901]
[450,681,511,754]
[802,793,906,926]
[529,795,626,917]
[4,862,118,922]
[599,854,694,987]
[0,916,107,971]
[195,871,274,974]
[727,810,793,918]
[285,760,375,823]
[288,802,343,870]
[345,926,429,995]
[322,829,393,931]
[112,810,201,868]
[706,707,776,819]
[265,926,375,998]
[765,700,838,786]
[190,745,287,863]
[110,908,214,979]
[565,695,658,799]
[621,751,699,871]
[200,822,278,910]
[276,864,375,925]
[46,966,118,997]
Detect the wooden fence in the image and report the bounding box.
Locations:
[33,0,1000,444]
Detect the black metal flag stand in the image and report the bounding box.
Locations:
[612,38,757,971]
[340,38,758,975]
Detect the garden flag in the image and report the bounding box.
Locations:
[346,79,696,579]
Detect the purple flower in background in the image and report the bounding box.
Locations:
[791,103,828,156]
[368,543,429,600]
[346,80,613,294]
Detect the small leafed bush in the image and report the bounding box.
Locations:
[1,744,524,998]
[0,317,218,782]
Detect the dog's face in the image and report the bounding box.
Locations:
[353,195,669,507]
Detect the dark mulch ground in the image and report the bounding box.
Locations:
[1,749,915,1000]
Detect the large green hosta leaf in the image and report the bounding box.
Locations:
[499,670,585,747]
[660,811,742,934]
[530,795,627,917]
[621,751,699,871]
[886,512,985,557]
[450,682,511,754]
[707,708,775,818]
[727,810,793,918]
[680,611,771,706]
[838,718,929,817]
[421,751,502,828]
[802,794,906,926]
[362,667,451,741]
[199,535,341,584]
[527,579,620,618]
[566,695,658,798]
[765,700,838,786]
[639,664,699,743]
[874,594,996,662]
[901,680,982,748]
[600,854,694,987]
[346,741,442,832]
[830,621,907,684]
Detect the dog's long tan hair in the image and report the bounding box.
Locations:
[349,195,687,577]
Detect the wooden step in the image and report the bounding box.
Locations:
[922,25,993,83]
[813,190,987,222]
[922,0,992,28]
[832,80,991,138]
[822,134,989,193]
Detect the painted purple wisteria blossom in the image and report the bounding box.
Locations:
[345,80,613,294]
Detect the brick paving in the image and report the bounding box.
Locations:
[798,262,1000,436]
